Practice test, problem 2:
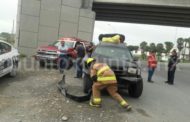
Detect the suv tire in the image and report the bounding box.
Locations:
[83,73,93,93]
[39,61,45,67]
[9,60,18,77]
[128,79,143,98]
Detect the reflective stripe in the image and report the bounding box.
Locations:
[120,100,127,106]
[97,66,110,76]
[93,98,101,104]
[87,58,94,64]
[97,76,116,82]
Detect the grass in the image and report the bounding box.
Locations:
[19,54,27,59]
[181,60,190,63]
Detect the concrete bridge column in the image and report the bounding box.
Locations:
[16,0,95,56]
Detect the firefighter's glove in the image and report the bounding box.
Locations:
[91,75,97,82]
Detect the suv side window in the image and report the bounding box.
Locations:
[0,42,11,55]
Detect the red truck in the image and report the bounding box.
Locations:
[35,37,91,68]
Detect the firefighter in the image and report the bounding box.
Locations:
[86,58,132,111]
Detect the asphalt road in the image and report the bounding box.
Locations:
[127,62,190,122]
[0,60,190,122]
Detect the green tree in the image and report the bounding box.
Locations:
[177,38,184,52]
[133,46,139,52]
[164,41,174,54]
[0,32,15,44]
[182,38,189,61]
[127,45,139,52]
[186,38,190,61]
[149,43,156,52]
[140,41,148,59]
[127,45,133,51]
[156,43,164,61]
[156,43,164,54]
[177,37,185,61]
[140,41,148,53]
[0,32,10,38]
[146,45,150,52]
[128,45,135,51]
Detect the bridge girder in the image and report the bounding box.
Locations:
[93,2,190,27]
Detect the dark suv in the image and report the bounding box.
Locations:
[83,42,143,98]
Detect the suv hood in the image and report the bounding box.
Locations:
[95,56,138,69]
[38,46,58,52]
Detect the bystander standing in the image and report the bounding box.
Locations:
[147,51,157,83]
[75,44,85,78]
[165,49,179,85]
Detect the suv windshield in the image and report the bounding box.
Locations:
[49,41,75,50]
[94,45,133,61]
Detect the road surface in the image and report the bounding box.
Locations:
[0,60,190,122]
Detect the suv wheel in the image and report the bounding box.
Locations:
[9,60,18,77]
[128,79,143,98]
[83,73,93,93]
[39,61,45,67]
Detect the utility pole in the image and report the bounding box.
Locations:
[11,20,15,44]
[11,20,15,35]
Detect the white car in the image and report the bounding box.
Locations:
[0,40,19,77]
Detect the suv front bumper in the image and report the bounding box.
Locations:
[35,54,59,61]
[118,76,143,83]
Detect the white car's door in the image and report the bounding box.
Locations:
[0,42,13,77]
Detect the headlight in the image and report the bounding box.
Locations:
[128,68,137,74]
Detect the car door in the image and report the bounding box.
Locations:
[0,42,13,76]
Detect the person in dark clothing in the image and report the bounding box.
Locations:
[165,49,179,85]
[86,42,95,57]
[75,44,85,78]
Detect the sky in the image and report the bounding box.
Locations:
[0,0,18,33]
[93,21,190,46]
[0,0,190,46]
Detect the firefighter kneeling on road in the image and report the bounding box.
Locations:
[86,58,132,111]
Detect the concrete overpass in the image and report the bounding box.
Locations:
[93,0,190,27]
[16,0,190,55]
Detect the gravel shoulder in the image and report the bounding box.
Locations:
[0,68,134,122]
